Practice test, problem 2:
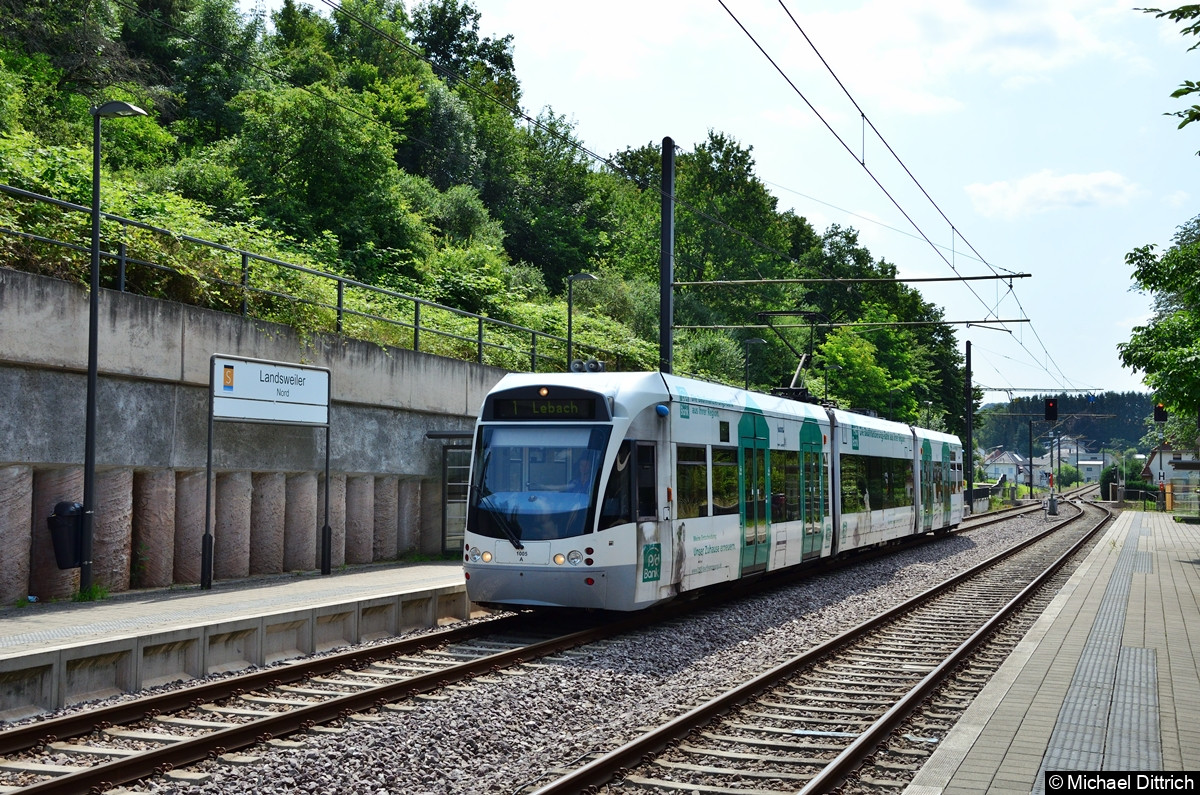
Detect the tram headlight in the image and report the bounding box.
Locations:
[567,550,584,566]
[481,550,493,563]
[469,547,493,563]
[553,553,566,565]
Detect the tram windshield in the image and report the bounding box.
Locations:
[468,425,612,543]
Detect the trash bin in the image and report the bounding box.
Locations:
[47,501,83,570]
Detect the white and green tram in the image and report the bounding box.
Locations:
[463,371,963,611]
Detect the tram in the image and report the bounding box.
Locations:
[463,371,963,611]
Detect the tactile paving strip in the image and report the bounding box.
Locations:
[1033,515,1161,792]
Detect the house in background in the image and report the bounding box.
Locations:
[982,450,1025,484]
[1142,446,1200,485]
[1034,436,1113,484]
[1078,458,1107,483]
[1140,446,1200,511]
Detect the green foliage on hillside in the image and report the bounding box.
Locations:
[0,0,971,431]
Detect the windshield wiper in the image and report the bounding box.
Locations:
[471,482,524,550]
[490,501,524,551]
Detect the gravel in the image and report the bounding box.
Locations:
[109,515,1053,795]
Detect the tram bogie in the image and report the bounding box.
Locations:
[463,371,963,611]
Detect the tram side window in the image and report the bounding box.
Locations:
[599,440,633,529]
[676,445,708,519]
[711,447,739,515]
[636,442,658,521]
[886,458,914,509]
[770,450,800,522]
[840,455,866,513]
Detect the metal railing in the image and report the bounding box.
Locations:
[0,183,626,373]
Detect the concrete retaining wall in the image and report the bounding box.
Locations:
[0,267,505,601]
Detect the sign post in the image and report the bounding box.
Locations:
[204,355,332,589]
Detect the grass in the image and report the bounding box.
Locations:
[71,583,110,602]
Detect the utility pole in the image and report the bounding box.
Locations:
[964,341,973,512]
[659,136,674,375]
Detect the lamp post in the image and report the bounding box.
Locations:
[743,338,765,390]
[83,101,147,593]
[566,273,597,369]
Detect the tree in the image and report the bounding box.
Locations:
[408,0,517,105]
[0,0,146,101]
[119,0,192,84]
[172,0,265,143]
[232,84,434,278]
[402,78,480,190]
[1143,5,1200,144]
[816,329,890,411]
[1118,215,1200,427]
[328,0,410,80]
[490,109,607,291]
[674,131,793,325]
[269,0,336,87]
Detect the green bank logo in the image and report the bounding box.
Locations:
[677,386,690,419]
[642,543,661,582]
[852,427,860,450]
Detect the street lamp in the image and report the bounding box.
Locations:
[83,101,147,593]
[743,338,766,390]
[566,273,598,369]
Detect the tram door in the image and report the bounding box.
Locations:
[800,424,825,560]
[941,443,953,516]
[920,438,934,532]
[739,411,770,575]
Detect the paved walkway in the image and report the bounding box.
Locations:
[905,509,1200,793]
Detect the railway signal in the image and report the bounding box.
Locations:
[1155,402,1167,422]
[1044,398,1057,421]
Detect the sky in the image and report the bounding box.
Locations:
[248,0,1199,407]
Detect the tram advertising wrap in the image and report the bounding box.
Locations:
[462,372,963,611]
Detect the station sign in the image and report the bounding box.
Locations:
[211,355,330,426]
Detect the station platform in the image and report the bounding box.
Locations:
[0,561,469,720]
[905,509,1200,794]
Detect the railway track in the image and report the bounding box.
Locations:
[0,612,634,794]
[529,498,1111,795]
[959,484,1096,532]
[0,500,1095,794]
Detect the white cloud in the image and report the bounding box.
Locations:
[965,169,1141,219]
[794,0,1139,116]
[1163,190,1190,208]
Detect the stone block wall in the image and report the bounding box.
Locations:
[0,465,429,602]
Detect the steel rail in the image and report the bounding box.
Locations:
[10,616,641,795]
[0,502,1079,792]
[0,614,526,756]
[530,499,1107,795]
[0,513,982,762]
[796,500,1112,794]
